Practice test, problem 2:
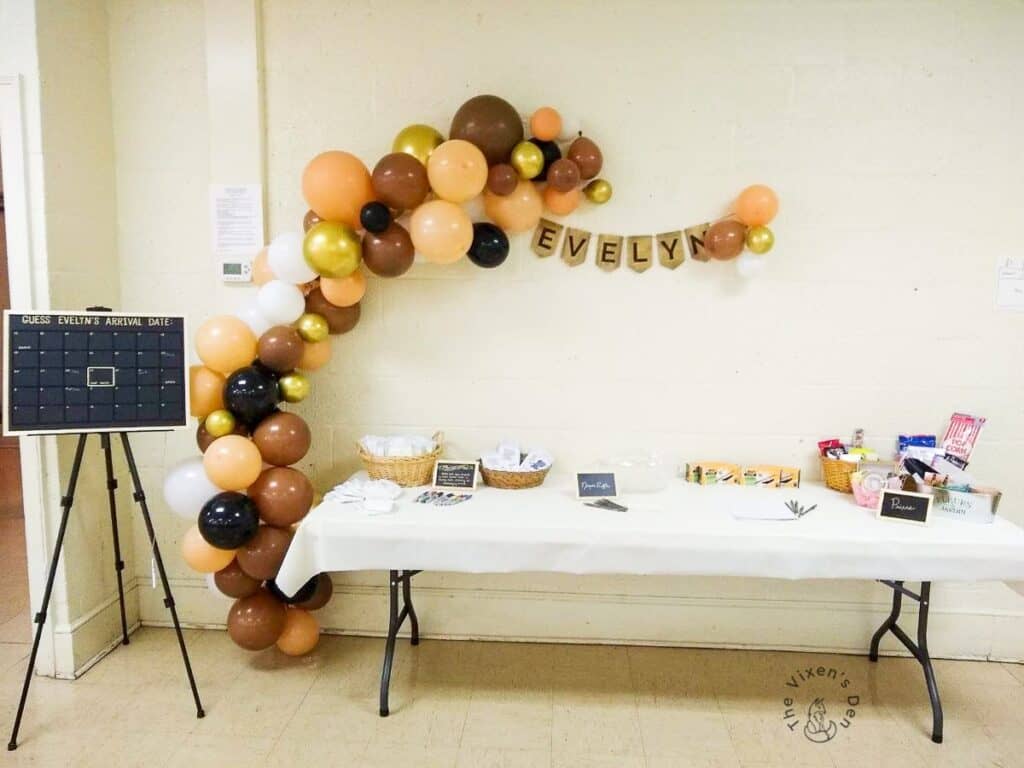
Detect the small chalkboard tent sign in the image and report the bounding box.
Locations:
[3,309,203,752]
[576,471,618,499]
[433,460,478,491]
[877,489,932,526]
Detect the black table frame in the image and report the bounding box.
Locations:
[377,571,944,742]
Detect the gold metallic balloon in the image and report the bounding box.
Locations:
[296,312,329,343]
[392,124,444,166]
[745,225,775,254]
[278,372,311,403]
[509,141,544,180]
[583,178,613,204]
[303,221,361,278]
[204,409,237,438]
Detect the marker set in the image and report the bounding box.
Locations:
[414,491,473,506]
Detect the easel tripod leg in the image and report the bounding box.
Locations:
[7,433,89,751]
[100,433,130,645]
[118,434,204,719]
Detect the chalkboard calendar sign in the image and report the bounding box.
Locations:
[3,310,189,436]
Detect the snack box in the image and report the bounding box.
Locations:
[741,465,781,487]
[685,462,739,485]
[914,482,1001,524]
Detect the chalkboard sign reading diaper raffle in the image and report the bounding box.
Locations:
[877,489,932,525]
[576,472,618,499]
[433,460,478,491]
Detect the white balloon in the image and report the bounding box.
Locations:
[162,457,221,520]
[736,252,767,279]
[236,302,272,337]
[268,232,316,284]
[257,280,305,325]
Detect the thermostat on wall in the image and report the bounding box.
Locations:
[220,259,253,283]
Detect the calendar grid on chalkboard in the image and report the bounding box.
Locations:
[3,310,189,436]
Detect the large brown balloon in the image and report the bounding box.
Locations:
[487,164,518,196]
[236,525,293,581]
[248,466,314,527]
[297,573,333,611]
[547,158,581,193]
[567,137,603,180]
[305,288,361,334]
[362,222,415,278]
[705,219,747,261]
[372,153,430,211]
[214,559,261,599]
[253,411,311,466]
[303,210,322,233]
[196,420,248,453]
[257,325,305,373]
[449,95,524,166]
[227,589,287,650]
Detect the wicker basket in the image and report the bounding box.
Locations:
[357,433,442,487]
[480,464,550,490]
[821,457,857,493]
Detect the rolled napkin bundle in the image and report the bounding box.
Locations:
[324,476,403,515]
[360,434,437,458]
[481,440,553,472]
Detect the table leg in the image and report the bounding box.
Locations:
[870,580,943,743]
[379,570,421,716]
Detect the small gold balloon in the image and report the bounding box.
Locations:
[583,178,612,204]
[296,312,329,343]
[278,372,311,403]
[392,123,444,166]
[745,225,774,255]
[510,141,544,180]
[303,221,361,278]
[204,409,236,438]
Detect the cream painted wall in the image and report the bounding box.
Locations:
[106,1,1024,659]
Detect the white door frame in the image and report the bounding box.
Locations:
[1,74,62,676]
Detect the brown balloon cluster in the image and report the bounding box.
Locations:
[703,185,780,261]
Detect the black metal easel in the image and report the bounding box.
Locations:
[870,579,943,743]
[7,431,204,751]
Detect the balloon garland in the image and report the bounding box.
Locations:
[166,93,778,655]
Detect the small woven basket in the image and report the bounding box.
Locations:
[821,457,857,493]
[357,432,442,487]
[480,465,550,490]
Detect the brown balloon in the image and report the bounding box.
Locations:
[297,573,333,611]
[705,219,747,260]
[303,209,322,233]
[305,288,361,334]
[362,222,415,278]
[372,153,430,211]
[227,588,287,650]
[547,158,581,193]
[567,137,603,180]
[214,559,261,599]
[196,420,248,453]
[248,466,314,527]
[253,411,311,466]
[257,325,305,373]
[236,525,293,581]
[449,94,524,166]
[487,163,518,196]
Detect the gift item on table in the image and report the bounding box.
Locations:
[741,465,780,487]
[685,462,739,485]
[850,461,899,509]
[360,434,438,457]
[913,482,1002,524]
[324,476,403,515]
[939,412,986,467]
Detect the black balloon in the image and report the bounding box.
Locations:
[198,492,260,550]
[265,575,319,605]
[224,365,280,428]
[360,202,392,234]
[467,223,510,268]
[529,138,561,181]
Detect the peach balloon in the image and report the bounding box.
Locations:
[189,365,226,419]
[426,140,488,203]
[484,179,543,234]
[252,248,275,286]
[181,525,235,574]
[297,339,332,371]
[301,150,374,228]
[530,106,562,142]
[734,184,779,227]
[276,606,320,656]
[195,315,258,375]
[543,186,581,216]
[203,434,263,491]
[410,200,473,264]
[319,270,366,307]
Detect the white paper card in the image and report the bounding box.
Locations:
[996,260,1024,310]
[210,184,264,255]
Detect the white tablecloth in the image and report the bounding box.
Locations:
[275,474,1024,595]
